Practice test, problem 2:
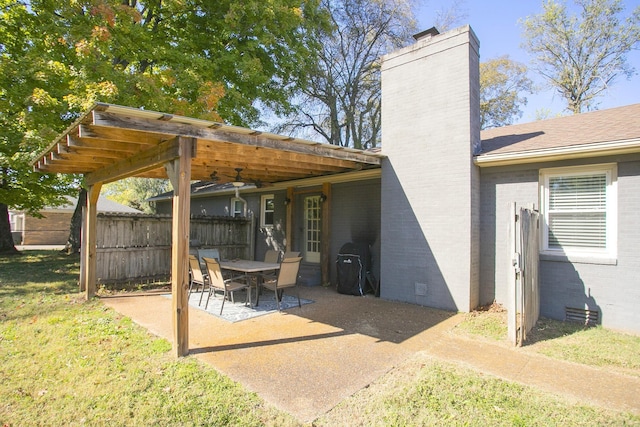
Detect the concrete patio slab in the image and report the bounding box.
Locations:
[101,286,640,423]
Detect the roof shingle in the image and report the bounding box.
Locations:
[480,103,640,155]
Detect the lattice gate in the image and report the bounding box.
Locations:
[508,203,540,346]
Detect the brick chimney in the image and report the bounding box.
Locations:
[379,25,481,311]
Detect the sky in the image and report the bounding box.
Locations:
[416,0,640,125]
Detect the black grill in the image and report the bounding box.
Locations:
[336,242,371,296]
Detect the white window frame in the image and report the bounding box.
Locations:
[260,194,275,227]
[539,163,617,261]
[230,197,246,218]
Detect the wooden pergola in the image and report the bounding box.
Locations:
[32,103,382,356]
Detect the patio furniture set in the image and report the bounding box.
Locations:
[188,249,302,315]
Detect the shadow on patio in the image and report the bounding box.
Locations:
[101,285,461,423]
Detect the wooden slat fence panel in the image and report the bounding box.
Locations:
[508,203,540,346]
[95,213,251,284]
[519,207,540,344]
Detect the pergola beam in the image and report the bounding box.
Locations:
[92,111,381,165]
[84,136,188,186]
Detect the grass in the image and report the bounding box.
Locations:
[452,302,640,376]
[0,251,296,427]
[1,251,639,426]
[314,357,638,426]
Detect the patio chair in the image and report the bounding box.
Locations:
[203,257,250,315]
[255,249,281,282]
[264,249,280,263]
[282,251,300,260]
[256,257,302,311]
[188,255,207,302]
[197,248,220,266]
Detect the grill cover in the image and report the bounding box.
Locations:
[336,242,369,296]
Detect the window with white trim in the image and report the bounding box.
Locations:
[230,197,245,218]
[260,194,274,227]
[540,164,617,259]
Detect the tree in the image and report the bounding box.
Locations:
[0,0,325,253]
[277,0,417,149]
[480,56,533,129]
[521,0,640,114]
[0,2,77,253]
[102,178,170,213]
[432,0,468,32]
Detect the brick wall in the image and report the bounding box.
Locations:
[480,157,640,334]
[380,26,481,311]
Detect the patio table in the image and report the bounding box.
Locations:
[219,259,280,274]
[219,260,280,306]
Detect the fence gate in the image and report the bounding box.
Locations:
[508,203,540,346]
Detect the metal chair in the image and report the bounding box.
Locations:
[257,257,302,311]
[188,255,207,303]
[203,257,250,315]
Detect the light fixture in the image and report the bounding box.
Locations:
[231,168,245,187]
[319,193,327,203]
[284,197,291,206]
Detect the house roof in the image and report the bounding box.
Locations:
[477,103,640,166]
[32,103,383,186]
[147,181,253,202]
[12,195,143,214]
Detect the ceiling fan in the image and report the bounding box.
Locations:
[208,167,272,188]
[231,168,245,187]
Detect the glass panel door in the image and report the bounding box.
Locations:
[304,195,321,263]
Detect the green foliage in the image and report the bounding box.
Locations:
[0,0,326,250]
[521,0,640,114]
[102,177,170,213]
[480,56,533,129]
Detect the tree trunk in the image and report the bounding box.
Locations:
[61,188,86,254]
[0,202,19,254]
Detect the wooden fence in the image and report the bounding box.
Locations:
[507,203,540,346]
[95,213,253,284]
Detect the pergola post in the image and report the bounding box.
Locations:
[166,136,194,357]
[82,183,102,299]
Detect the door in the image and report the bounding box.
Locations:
[304,195,321,263]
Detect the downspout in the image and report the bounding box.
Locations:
[235,187,248,217]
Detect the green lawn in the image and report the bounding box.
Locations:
[453,302,640,376]
[1,251,639,426]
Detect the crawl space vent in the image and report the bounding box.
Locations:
[565,307,599,326]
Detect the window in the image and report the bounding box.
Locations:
[230,197,245,218]
[261,194,275,227]
[540,164,617,259]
